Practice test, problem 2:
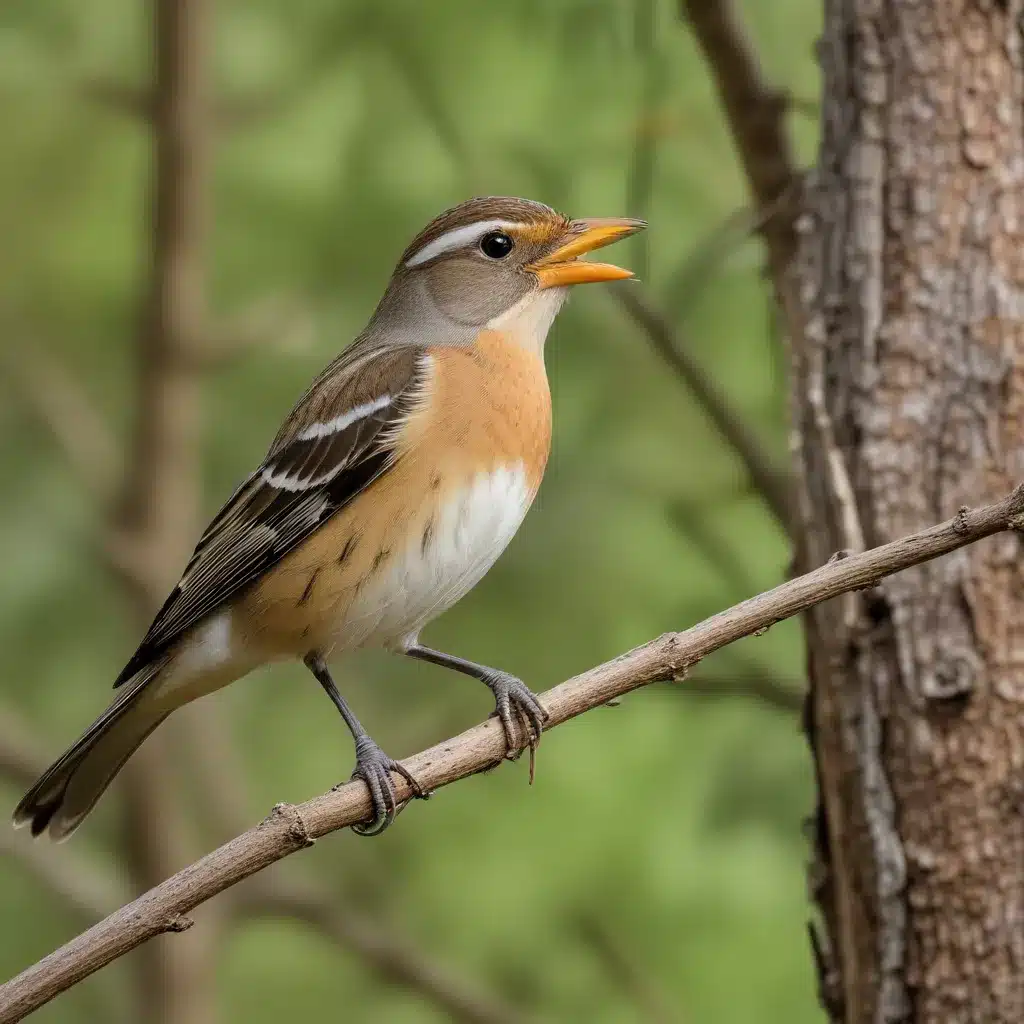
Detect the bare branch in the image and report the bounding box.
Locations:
[241,887,529,1024]
[3,484,1023,1021]
[679,0,800,282]
[614,284,793,532]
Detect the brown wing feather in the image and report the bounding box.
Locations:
[114,344,424,686]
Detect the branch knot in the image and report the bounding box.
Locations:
[266,802,314,850]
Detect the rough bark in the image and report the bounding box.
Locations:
[797,1,1024,1021]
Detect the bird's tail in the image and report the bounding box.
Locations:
[13,665,168,841]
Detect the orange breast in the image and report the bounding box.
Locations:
[401,329,552,493]
[236,330,552,655]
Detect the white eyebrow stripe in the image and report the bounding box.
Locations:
[294,394,393,441]
[404,219,522,268]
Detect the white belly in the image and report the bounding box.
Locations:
[341,463,533,649]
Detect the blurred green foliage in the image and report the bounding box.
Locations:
[0,0,824,1020]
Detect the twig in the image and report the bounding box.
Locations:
[242,888,529,1024]
[678,0,800,281]
[3,484,1023,1022]
[614,284,793,532]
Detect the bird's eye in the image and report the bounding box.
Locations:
[479,231,515,260]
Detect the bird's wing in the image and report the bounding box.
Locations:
[114,344,426,686]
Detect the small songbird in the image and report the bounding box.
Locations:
[15,197,644,839]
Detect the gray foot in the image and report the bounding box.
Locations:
[484,672,549,759]
[348,737,423,837]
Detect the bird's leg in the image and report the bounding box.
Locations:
[403,645,549,766]
[304,653,423,836]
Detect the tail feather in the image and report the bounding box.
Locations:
[14,667,167,841]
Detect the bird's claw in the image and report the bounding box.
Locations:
[486,673,549,778]
[349,737,424,837]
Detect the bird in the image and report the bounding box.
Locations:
[14,196,644,840]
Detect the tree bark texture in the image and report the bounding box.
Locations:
[798,1,1024,1021]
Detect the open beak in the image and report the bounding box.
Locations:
[527,217,646,289]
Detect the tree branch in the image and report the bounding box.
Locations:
[614,284,793,532]
[3,485,1023,1021]
[240,887,529,1024]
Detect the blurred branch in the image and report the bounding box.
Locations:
[80,80,332,134]
[0,713,131,923]
[2,346,120,502]
[667,497,759,595]
[680,666,804,715]
[110,1,223,1022]
[0,831,127,925]
[660,204,759,323]
[660,191,797,325]
[241,887,529,1024]
[575,913,679,1024]
[679,0,800,286]
[614,284,793,533]
[5,484,1024,1021]
[180,705,253,841]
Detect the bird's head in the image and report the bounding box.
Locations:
[373,197,645,340]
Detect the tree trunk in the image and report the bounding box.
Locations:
[798,1,1024,1021]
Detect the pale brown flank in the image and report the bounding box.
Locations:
[237,331,552,655]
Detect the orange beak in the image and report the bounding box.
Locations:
[526,217,646,289]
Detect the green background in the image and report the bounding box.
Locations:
[0,1,823,1020]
